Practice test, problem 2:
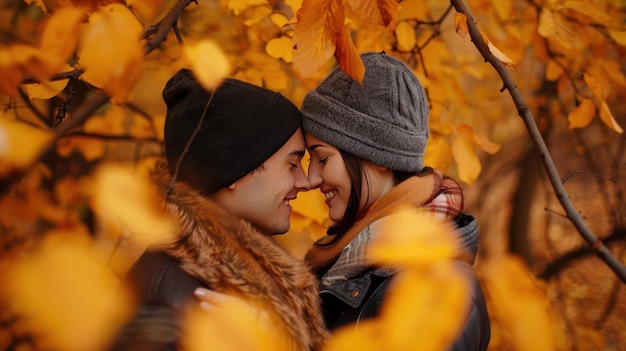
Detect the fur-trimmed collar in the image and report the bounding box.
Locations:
[151,160,328,350]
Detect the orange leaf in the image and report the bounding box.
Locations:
[481,31,516,66]
[183,40,232,91]
[596,97,623,134]
[39,6,85,72]
[583,73,607,99]
[266,36,294,62]
[335,22,365,83]
[23,78,69,100]
[538,8,576,49]
[293,0,342,78]
[608,29,626,46]
[482,256,566,351]
[0,117,51,172]
[369,208,458,266]
[451,134,481,185]
[227,0,268,15]
[78,4,144,104]
[567,98,595,129]
[398,0,429,21]
[454,12,468,40]
[91,162,176,244]
[345,0,398,28]
[424,135,452,173]
[395,21,416,51]
[6,233,133,351]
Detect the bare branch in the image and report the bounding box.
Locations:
[449,0,626,282]
[1,0,196,197]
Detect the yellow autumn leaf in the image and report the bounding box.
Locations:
[545,59,564,81]
[398,0,429,21]
[85,106,127,135]
[379,267,469,350]
[608,29,626,46]
[5,233,133,351]
[424,134,452,173]
[457,124,500,154]
[482,255,566,351]
[538,8,576,49]
[1,44,57,91]
[368,207,458,266]
[600,59,626,87]
[454,12,468,40]
[182,297,290,351]
[480,31,516,66]
[492,0,513,20]
[129,113,157,138]
[266,36,294,62]
[56,136,106,161]
[345,0,398,28]
[90,162,176,244]
[78,4,145,104]
[568,98,595,129]
[0,46,24,97]
[583,73,607,99]
[0,118,51,172]
[183,40,232,91]
[39,6,85,72]
[562,0,612,26]
[293,0,341,78]
[451,133,481,185]
[227,0,268,15]
[243,5,272,26]
[596,97,623,134]
[395,21,416,51]
[23,78,69,100]
[270,13,289,28]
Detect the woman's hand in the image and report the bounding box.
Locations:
[193,288,268,320]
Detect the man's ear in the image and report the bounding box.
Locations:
[227,182,237,190]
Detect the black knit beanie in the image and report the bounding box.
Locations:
[163,69,301,195]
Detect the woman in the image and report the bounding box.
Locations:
[297,52,490,350]
[196,52,490,350]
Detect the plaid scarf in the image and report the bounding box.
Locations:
[305,171,464,285]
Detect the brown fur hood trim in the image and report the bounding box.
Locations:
[150,160,328,351]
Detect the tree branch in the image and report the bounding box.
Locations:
[1,0,196,197]
[449,0,626,283]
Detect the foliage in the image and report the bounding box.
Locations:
[0,0,625,349]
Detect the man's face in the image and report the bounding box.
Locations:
[217,128,311,235]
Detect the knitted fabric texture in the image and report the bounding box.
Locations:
[163,69,301,195]
[300,52,429,172]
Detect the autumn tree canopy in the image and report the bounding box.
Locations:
[1,0,625,350]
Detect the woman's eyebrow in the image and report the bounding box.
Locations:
[308,144,323,151]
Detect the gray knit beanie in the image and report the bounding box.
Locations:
[300,52,429,172]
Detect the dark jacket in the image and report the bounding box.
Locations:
[110,160,328,351]
[318,215,490,351]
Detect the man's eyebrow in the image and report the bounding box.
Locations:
[288,150,306,158]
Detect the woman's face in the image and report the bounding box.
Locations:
[304,132,353,222]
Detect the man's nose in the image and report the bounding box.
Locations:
[295,166,311,191]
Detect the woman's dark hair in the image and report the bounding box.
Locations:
[318,150,434,245]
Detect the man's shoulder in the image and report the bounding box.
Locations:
[122,249,207,310]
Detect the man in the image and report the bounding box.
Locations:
[110,69,328,351]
